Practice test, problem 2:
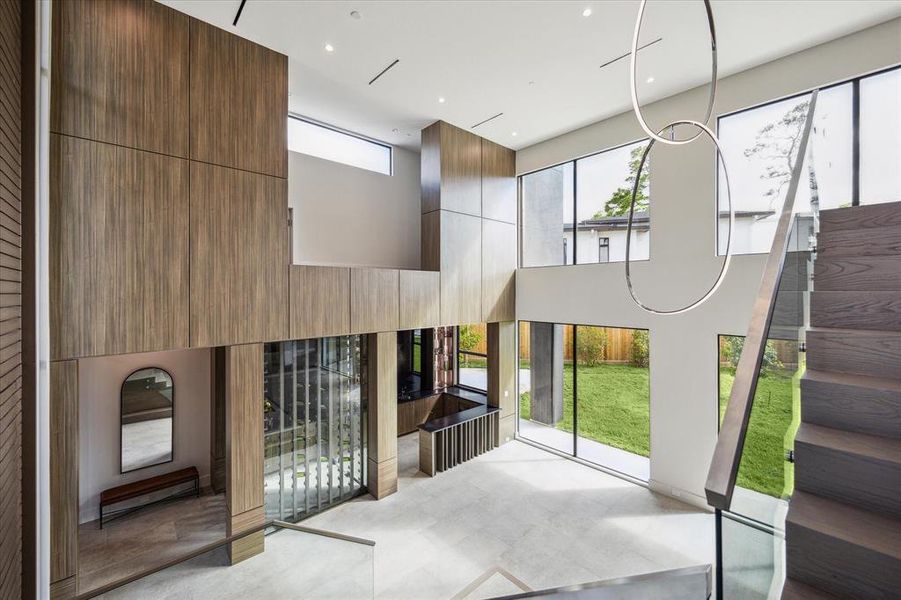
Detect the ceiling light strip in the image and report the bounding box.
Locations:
[368,59,400,85]
[232,0,248,26]
[598,37,662,70]
[471,112,504,129]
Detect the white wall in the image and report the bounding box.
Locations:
[289,146,422,269]
[515,18,901,507]
[77,349,212,523]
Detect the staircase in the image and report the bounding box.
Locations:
[783,202,901,599]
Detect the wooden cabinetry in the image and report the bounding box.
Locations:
[50,135,190,360]
[399,270,440,330]
[190,18,287,178]
[290,265,351,340]
[51,0,190,157]
[190,162,289,348]
[351,268,399,334]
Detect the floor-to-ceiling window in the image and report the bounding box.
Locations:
[457,323,488,391]
[517,321,650,480]
[263,335,368,522]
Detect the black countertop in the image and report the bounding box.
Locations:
[416,386,497,433]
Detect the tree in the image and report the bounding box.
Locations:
[743,99,819,211]
[458,324,482,352]
[593,144,651,218]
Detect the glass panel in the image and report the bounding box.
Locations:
[719,511,782,600]
[517,321,575,455]
[860,68,901,205]
[575,326,650,481]
[101,523,375,599]
[718,84,852,255]
[521,162,575,267]
[263,336,367,523]
[458,323,488,391]
[288,117,392,175]
[575,140,650,263]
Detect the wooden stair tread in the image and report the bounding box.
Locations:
[796,422,901,464]
[814,255,901,291]
[781,578,837,599]
[817,223,901,257]
[787,490,901,561]
[806,327,901,379]
[819,202,901,233]
[810,291,901,331]
[803,368,901,393]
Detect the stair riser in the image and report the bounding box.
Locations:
[818,225,901,258]
[815,257,901,291]
[794,441,901,517]
[786,522,901,598]
[806,331,901,380]
[820,203,901,234]
[811,292,901,332]
[801,378,901,439]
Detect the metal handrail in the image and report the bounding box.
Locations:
[75,519,375,599]
[704,89,819,510]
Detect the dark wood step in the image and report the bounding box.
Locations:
[815,256,901,291]
[794,423,901,517]
[811,291,901,332]
[781,578,837,599]
[786,491,901,598]
[819,202,901,234]
[817,224,901,258]
[807,327,901,379]
[802,369,901,439]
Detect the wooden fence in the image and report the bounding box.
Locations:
[465,323,639,364]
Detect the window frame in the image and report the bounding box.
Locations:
[455,327,488,393]
[287,113,394,175]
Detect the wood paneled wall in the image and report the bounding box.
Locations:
[290,265,350,339]
[51,0,290,359]
[488,322,516,445]
[50,361,78,592]
[482,219,516,323]
[367,332,397,498]
[399,270,440,330]
[0,2,23,596]
[481,140,516,224]
[351,268,399,334]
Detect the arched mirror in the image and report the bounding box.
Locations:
[121,367,174,473]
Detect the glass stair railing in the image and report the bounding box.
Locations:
[74,520,375,600]
[705,90,820,599]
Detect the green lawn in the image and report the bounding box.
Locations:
[719,367,795,498]
[517,362,795,498]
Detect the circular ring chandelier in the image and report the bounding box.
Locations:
[624,0,734,315]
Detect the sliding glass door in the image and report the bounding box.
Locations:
[263,336,368,522]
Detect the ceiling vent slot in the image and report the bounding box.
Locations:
[471,112,503,129]
[599,37,662,70]
[369,59,400,85]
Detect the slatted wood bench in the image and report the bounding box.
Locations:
[99,466,199,528]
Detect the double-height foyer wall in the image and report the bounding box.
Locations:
[515,17,901,507]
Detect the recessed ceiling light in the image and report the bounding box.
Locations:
[512,132,518,137]
[438,97,446,104]
[646,76,655,83]
[324,43,334,52]
[350,10,361,19]
[582,7,592,17]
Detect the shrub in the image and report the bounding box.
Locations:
[458,324,482,352]
[722,336,784,376]
[630,330,649,368]
[577,327,607,366]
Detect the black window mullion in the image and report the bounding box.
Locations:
[851,78,860,207]
[572,161,578,265]
[572,326,578,457]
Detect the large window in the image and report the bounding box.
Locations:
[457,324,487,391]
[288,115,392,175]
[717,66,900,255]
[518,321,650,481]
[520,140,650,267]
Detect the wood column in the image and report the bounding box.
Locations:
[49,361,78,599]
[367,332,398,498]
[224,344,264,564]
[488,322,517,444]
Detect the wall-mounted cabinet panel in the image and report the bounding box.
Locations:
[51,0,189,157]
[190,162,289,348]
[190,18,287,178]
[225,343,264,517]
[482,219,516,323]
[351,268,399,334]
[421,121,481,217]
[481,139,516,224]
[289,265,350,340]
[421,210,441,272]
[50,360,78,586]
[50,135,189,360]
[440,212,482,325]
[399,270,440,330]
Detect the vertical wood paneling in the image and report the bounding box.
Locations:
[438,122,481,216]
[367,332,397,498]
[50,134,189,359]
[50,361,78,586]
[51,0,190,157]
[420,123,441,214]
[289,265,350,339]
[482,219,516,323]
[0,2,21,596]
[351,268,399,334]
[440,211,482,325]
[398,270,439,330]
[190,18,287,178]
[488,322,517,420]
[421,210,441,272]
[190,162,289,347]
[481,139,516,224]
[225,343,264,515]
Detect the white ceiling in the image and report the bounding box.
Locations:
[161,0,901,151]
